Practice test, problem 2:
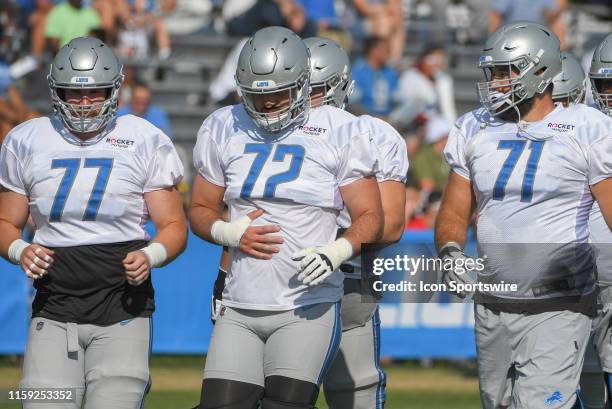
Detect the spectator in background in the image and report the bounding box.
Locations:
[410,115,451,192]
[421,190,442,229]
[224,0,317,38]
[295,0,350,49]
[0,60,39,143]
[347,0,404,66]
[26,0,57,59]
[391,45,456,129]
[44,0,101,52]
[404,188,442,230]
[92,0,132,46]
[405,185,426,230]
[117,0,172,60]
[488,0,568,47]
[349,35,398,119]
[117,80,173,138]
[209,37,247,106]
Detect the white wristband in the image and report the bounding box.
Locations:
[140,242,168,268]
[210,215,252,248]
[324,237,354,270]
[8,239,29,265]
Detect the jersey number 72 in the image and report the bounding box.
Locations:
[240,143,305,199]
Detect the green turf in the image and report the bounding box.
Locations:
[139,390,482,409]
[0,355,483,409]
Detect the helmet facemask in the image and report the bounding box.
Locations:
[553,85,585,107]
[49,72,123,134]
[478,52,554,121]
[47,37,124,135]
[592,78,612,117]
[239,70,310,133]
[310,67,354,109]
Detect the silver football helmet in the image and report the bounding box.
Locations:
[236,26,310,132]
[304,37,354,109]
[589,33,612,117]
[48,37,123,133]
[477,22,561,117]
[552,52,586,106]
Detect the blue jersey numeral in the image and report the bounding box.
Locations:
[240,144,273,199]
[50,159,80,222]
[49,158,113,222]
[493,140,545,202]
[240,143,305,199]
[83,158,113,221]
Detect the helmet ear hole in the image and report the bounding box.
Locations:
[534,67,547,76]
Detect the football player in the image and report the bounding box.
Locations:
[551,50,606,409]
[303,37,409,409]
[207,36,408,408]
[436,22,612,409]
[587,33,612,409]
[189,27,383,409]
[552,52,587,107]
[0,37,187,409]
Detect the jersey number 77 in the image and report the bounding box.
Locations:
[50,158,113,222]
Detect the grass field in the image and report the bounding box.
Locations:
[0,356,482,409]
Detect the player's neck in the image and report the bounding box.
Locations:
[520,94,556,123]
[72,130,102,141]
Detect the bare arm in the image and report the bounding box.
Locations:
[340,175,384,255]
[352,0,386,16]
[144,186,187,263]
[0,186,54,278]
[122,186,187,285]
[188,174,225,243]
[591,179,612,231]
[378,180,406,243]
[488,10,502,33]
[189,174,283,260]
[0,186,29,259]
[434,171,475,251]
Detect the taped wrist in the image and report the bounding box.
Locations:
[210,215,252,248]
[141,242,168,268]
[8,239,29,265]
[320,238,354,271]
[438,242,462,258]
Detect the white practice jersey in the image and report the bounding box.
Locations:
[445,104,612,300]
[588,102,612,286]
[0,115,183,247]
[588,203,612,286]
[193,104,378,310]
[337,115,409,279]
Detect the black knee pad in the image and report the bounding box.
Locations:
[260,376,319,409]
[199,378,263,409]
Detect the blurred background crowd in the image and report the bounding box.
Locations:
[0,0,611,232]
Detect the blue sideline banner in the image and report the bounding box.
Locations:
[0,231,476,357]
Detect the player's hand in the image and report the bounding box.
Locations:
[292,239,353,286]
[439,242,476,299]
[239,209,284,260]
[123,251,151,286]
[20,245,54,280]
[292,248,335,286]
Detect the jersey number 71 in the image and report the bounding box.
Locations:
[493,140,544,202]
